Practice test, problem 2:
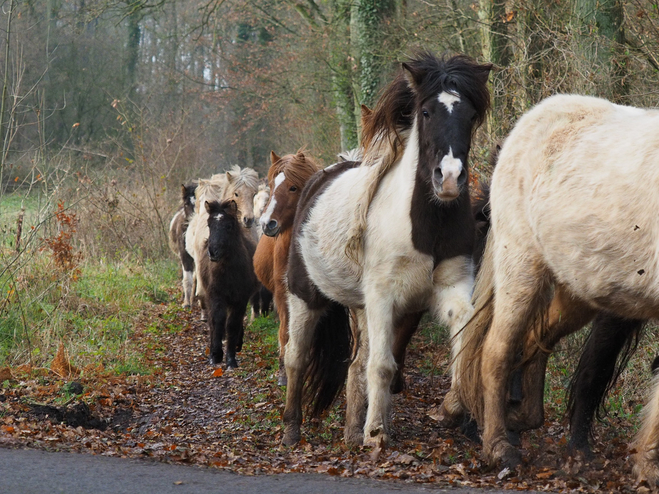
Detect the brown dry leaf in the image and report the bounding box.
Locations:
[50,343,80,377]
[0,366,13,381]
[212,368,223,377]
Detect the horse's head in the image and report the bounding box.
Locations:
[260,150,321,237]
[205,200,240,262]
[253,183,270,219]
[181,182,198,218]
[403,53,491,202]
[223,166,259,228]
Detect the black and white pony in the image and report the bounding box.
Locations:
[168,182,198,308]
[281,52,491,447]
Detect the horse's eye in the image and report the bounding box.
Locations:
[234,192,239,197]
[422,110,430,118]
[289,186,297,192]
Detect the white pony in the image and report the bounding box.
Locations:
[452,93,659,484]
[281,52,492,447]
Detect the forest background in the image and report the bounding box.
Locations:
[1,0,659,368]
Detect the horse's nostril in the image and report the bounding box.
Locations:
[267,220,278,231]
[434,167,443,181]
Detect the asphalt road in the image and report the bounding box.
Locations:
[0,447,519,494]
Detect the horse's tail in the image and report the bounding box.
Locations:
[567,315,645,429]
[304,301,353,417]
[454,232,496,425]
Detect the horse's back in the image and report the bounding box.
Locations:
[289,161,364,307]
[493,94,659,317]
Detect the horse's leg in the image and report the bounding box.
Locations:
[181,249,195,309]
[390,312,423,394]
[282,294,323,446]
[431,256,475,426]
[208,297,227,366]
[568,314,644,456]
[274,282,290,386]
[481,253,551,468]
[261,286,273,316]
[345,308,368,447]
[250,289,261,321]
[362,292,396,447]
[634,375,659,485]
[225,302,248,369]
[506,286,595,432]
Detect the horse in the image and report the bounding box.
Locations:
[281,52,491,448]
[440,160,648,456]
[450,93,659,483]
[253,150,322,385]
[168,181,198,308]
[249,182,274,319]
[185,165,259,306]
[197,199,258,367]
[253,182,271,237]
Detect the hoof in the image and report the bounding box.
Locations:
[390,370,405,394]
[437,398,465,429]
[210,354,223,366]
[226,358,238,369]
[182,303,191,309]
[567,439,593,460]
[282,426,300,446]
[200,310,208,322]
[460,418,481,444]
[489,440,522,469]
[344,427,363,448]
[363,426,389,448]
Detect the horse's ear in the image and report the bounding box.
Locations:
[204,201,212,214]
[226,200,238,213]
[360,104,372,127]
[296,150,305,161]
[402,62,424,90]
[270,151,281,165]
[181,184,187,197]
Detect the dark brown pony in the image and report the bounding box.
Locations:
[168,182,198,308]
[253,150,322,385]
[199,200,259,368]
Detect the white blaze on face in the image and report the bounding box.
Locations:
[440,147,463,184]
[190,196,196,207]
[438,91,461,114]
[260,172,285,227]
[214,213,224,222]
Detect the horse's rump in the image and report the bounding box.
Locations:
[493,94,659,316]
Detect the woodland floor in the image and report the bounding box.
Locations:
[0,301,649,493]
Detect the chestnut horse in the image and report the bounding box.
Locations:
[253,150,322,385]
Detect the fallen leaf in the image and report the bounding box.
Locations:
[212,368,223,377]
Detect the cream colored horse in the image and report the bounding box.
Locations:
[453,93,659,484]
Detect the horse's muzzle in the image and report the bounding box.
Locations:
[263,219,280,237]
[243,217,255,228]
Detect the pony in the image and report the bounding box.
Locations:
[281,52,491,447]
[253,150,322,385]
[250,182,274,319]
[197,199,259,367]
[451,93,659,483]
[168,181,198,308]
[186,166,259,306]
[253,182,271,236]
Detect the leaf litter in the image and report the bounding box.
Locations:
[0,303,648,492]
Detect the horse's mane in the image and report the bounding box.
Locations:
[195,177,225,212]
[346,52,492,261]
[337,148,363,162]
[223,165,259,196]
[268,151,321,190]
[256,182,270,194]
